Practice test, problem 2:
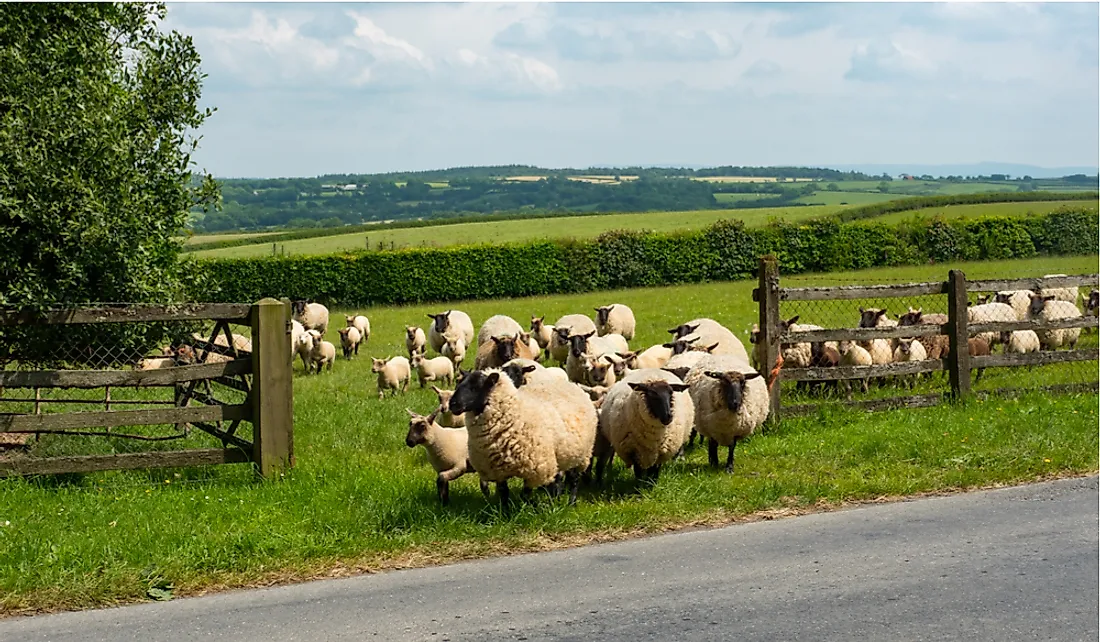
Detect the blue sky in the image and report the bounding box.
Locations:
[161,2,1100,178]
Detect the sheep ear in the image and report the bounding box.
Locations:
[426,408,439,423]
[1044,295,1055,301]
[619,351,636,359]
[704,342,719,353]
[703,370,723,379]
[593,307,601,313]
[431,385,442,394]
[667,326,680,335]
[583,330,595,339]
[522,365,537,374]
[425,314,434,320]
[877,309,888,318]
[786,315,799,325]
[485,372,500,387]
[627,382,648,392]
[744,372,762,381]
[859,307,865,314]
[405,408,418,418]
[669,383,689,393]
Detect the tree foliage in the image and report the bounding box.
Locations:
[0,2,217,307]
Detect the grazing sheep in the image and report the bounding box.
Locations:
[405,326,427,358]
[411,351,455,388]
[967,301,1016,348]
[968,337,991,383]
[892,337,927,389]
[593,368,694,486]
[993,291,1032,321]
[448,369,561,512]
[669,318,750,363]
[1027,292,1083,350]
[372,356,411,399]
[518,377,599,505]
[291,300,329,335]
[427,310,475,354]
[530,316,554,359]
[594,304,636,340]
[477,314,525,347]
[897,307,950,360]
[838,340,872,397]
[337,326,362,359]
[430,386,465,428]
[404,409,489,506]
[346,315,371,344]
[684,354,767,473]
[1001,329,1040,356]
[548,314,599,363]
[475,334,538,370]
[441,334,467,366]
[307,330,336,373]
[1039,275,1079,305]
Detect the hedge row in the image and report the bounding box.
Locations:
[832,191,1097,223]
[194,208,1099,307]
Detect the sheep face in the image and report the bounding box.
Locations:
[405,409,439,448]
[858,308,888,328]
[428,311,452,334]
[501,362,537,388]
[431,385,453,407]
[568,331,595,359]
[410,352,424,368]
[585,357,610,385]
[626,380,689,426]
[615,352,637,372]
[897,308,923,326]
[595,305,614,326]
[1088,290,1099,314]
[838,340,854,355]
[449,370,500,416]
[667,322,700,339]
[810,342,838,367]
[530,316,545,332]
[703,370,761,413]
[554,326,572,343]
[297,332,314,353]
[491,335,519,363]
[405,326,420,341]
[749,324,760,344]
[976,294,992,305]
[1027,293,1055,317]
[370,357,388,373]
[662,337,695,356]
[291,300,308,317]
[777,315,800,333]
[897,338,915,356]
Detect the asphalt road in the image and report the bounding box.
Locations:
[5,476,1097,642]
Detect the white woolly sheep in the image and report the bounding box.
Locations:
[548,314,599,363]
[1040,274,1079,305]
[859,307,900,352]
[405,326,427,358]
[404,409,489,505]
[372,355,411,399]
[967,301,1017,347]
[290,319,310,370]
[475,334,538,370]
[892,337,927,389]
[993,291,1032,321]
[838,340,872,397]
[291,300,329,335]
[411,351,455,388]
[1000,329,1040,355]
[346,314,371,343]
[1027,292,1082,350]
[307,330,336,374]
[771,315,838,369]
[530,316,554,359]
[897,307,950,360]
[295,331,315,372]
[500,358,569,388]
[441,334,467,366]
[337,326,362,359]
[518,376,599,504]
[427,310,475,354]
[447,369,561,512]
[477,314,525,347]
[430,386,465,428]
[594,304,636,341]
[659,341,721,382]
[668,318,749,363]
[684,354,767,473]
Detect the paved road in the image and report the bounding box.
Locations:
[5,476,1097,642]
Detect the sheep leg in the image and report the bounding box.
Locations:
[708,438,720,468]
[725,437,739,474]
[565,469,581,506]
[496,481,511,513]
[436,477,450,506]
[688,428,698,447]
[647,464,661,482]
[479,479,492,498]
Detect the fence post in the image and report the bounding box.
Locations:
[251,298,294,478]
[946,269,971,400]
[758,256,782,423]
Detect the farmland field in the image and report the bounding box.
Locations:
[870,199,1098,225]
[184,231,279,245]
[1,253,1096,614]
[795,191,901,206]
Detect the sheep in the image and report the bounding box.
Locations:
[897,307,950,360]
[517,377,599,505]
[684,354,767,473]
[477,314,525,347]
[372,355,411,399]
[405,326,427,358]
[1001,329,1040,355]
[346,314,371,344]
[968,337,991,383]
[583,355,616,388]
[659,341,721,382]
[427,310,475,354]
[291,300,329,335]
[337,326,362,359]
[993,291,1032,321]
[594,304,636,340]
[592,368,694,486]
[1027,292,1082,350]
[807,341,841,395]
[430,386,465,428]
[500,358,569,388]
[837,340,872,398]
[1040,275,1079,304]
[892,337,927,389]
[628,339,691,371]
[307,330,336,374]
[548,314,599,363]
[518,331,542,362]
[967,301,1018,348]
[441,334,466,367]
[295,332,315,372]
[475,334,538,370]
[564,331,627,383]
[669,318,750,363]
[405,409,490,505]
[771,315,839,371]
[137,356,177,370]
[447,369,561,512]
[411,351,455,388]
[290,319,310,370]
[1087,290,1099,319]
[530,316,554,359]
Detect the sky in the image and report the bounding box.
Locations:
[160,1,1100,178]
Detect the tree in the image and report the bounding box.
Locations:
[0,3,217,308]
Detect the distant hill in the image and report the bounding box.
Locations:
[828,162,1099,180]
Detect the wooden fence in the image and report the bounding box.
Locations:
[0,298,293,478]
[754,257,1099,421]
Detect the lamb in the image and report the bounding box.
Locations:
[430,386,465,428]
[500,358,569,388]
[564,331,627,383]
[1027,292,1082,350]
[404,409,489,505]
[1040,275,1079,304]
[427,310,475,354]
[307,330,336,373]
[669,318,750,363]
[592,368,694,485]
[346,314,371,344]
[474,334,538,370]
[447,369,562,512]
[1000,329,1040,355]
[684,354,767,473]
[583,355,616,388]
[441,334,466,366]
[837,340,872,397]
[295,332,315,372]
[993,291,1032,321]
[337,326,362,359]
[594,304,636,341]
[290,319,310,370]
[371,355,411,399]
[897,307,950,360]
[530,316,554,359]
[967,301,1018,348]
[968,337,991,383]
[659,341,721,382]
[405,326,427,358]
[627,339,693,370]
[477,314,525,347]
[548,314,599,363]
[859,307,901,353]
[773,315,838,369]
[137,356,177,370]
[892,337,927,389]
[807,341,841,395]
[291,300,329,335]
[411,351,455,388]
[517,376,599,505]
[518,331,542,362]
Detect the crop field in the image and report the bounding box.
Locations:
[1,253,1096,614]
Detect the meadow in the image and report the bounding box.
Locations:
[0,254,1096,614]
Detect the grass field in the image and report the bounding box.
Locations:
[869,199,1098,225]
[0,254,1096,614]
[184,231,279,246]
[795,191,902,206]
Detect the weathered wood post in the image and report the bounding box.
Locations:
[757,255,782,423]
[946,269,971,400]
[251,298,294,478]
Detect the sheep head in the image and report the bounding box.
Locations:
[595,305,614,326]
[858,308,889,328]
[501,362,538,388]
[668,322,700,339]
[428,311,452,333]
[703,370,761,413]
[627,380,689,426]
[405,408,439,448]
[450,369,501,416]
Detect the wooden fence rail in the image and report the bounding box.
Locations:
[0,298,293,478]
[753,256,1099,423]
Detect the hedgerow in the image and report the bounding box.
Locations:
[831,191,1097,223]
[193,208,1099,306]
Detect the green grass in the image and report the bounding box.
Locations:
[183,232,279,246]
[796,191,902,206]
[1,254,1097,614]
[870,200,1098,225]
